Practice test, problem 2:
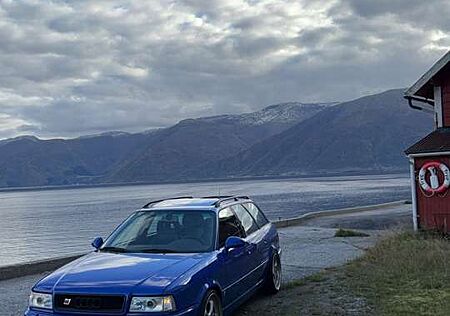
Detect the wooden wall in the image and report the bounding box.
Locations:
[440,70,450,127]
[414,156,450,233]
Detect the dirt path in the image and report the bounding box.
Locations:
[236,269,374,316]
[279,225,383,283]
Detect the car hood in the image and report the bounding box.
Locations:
[35,252,210,295]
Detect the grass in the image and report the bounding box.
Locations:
[239,231,450,316]
[335,228,370,237]
[284,272,326,289]
[345,231,450,316]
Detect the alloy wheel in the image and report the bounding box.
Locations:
[272,255,282,291]
[204,293,220,316]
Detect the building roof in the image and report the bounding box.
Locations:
[405,128,450,155]
[404,51,450,100]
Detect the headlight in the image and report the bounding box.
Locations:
[29,291,53,310]
[130,296,176,312]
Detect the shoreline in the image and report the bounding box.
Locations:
[0,171,409,193]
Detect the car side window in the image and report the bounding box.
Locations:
[243,203,269,227]
[218,207,246,248]
[231,204,259,236]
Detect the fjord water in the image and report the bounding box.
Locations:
[0,174,410,267]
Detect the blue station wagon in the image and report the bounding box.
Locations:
[26,196,282,316]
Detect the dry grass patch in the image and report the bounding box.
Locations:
[346,231,450,316]
[335,228,370,237]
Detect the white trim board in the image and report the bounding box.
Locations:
[434,86,444,127]
[405,51,450,98]
[408,151,450,158]
[409,157,418,232]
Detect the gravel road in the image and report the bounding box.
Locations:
[0,204,410,316]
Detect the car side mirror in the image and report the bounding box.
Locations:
[224,236,246,251]
[91,237,104,250]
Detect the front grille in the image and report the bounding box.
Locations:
[55,294,125,313]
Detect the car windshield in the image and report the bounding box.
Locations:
[101,210,216,253]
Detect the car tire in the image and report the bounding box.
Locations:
[199,290,223,316]
[264,252,282,294]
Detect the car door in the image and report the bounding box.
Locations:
[231,204,266,284]
[217,207,251,307]
[242,202,273,280]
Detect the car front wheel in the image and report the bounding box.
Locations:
[264,252,282,294]
[200,290,223,316]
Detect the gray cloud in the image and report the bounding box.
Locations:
[0,0,448,139]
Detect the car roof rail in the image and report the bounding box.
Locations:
[213,195,250,207]
[142,196,194,208]
[202,195,233,199]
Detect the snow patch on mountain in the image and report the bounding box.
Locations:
[192,102,337,126]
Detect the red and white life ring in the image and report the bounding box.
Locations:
[418,161,450,195]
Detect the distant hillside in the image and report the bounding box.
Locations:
[0,102,328,187]
[0,133,148,187]
[105,102,331,183]
[195,89,432,178]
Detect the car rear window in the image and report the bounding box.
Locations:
[242,202,269,227]
[231,204,259,236]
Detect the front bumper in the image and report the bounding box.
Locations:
[25,306,198,316]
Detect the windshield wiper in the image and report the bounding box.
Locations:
[99,246,129,253]
[140,248,179,253]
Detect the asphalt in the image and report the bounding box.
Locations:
[0,204,411,316]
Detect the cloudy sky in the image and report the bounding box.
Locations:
[0,0,449,139]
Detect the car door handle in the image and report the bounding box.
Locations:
[246,243,257,255]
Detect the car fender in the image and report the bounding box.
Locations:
[198,278,224,303]
[271,243,282,257]
[165,253,225,310]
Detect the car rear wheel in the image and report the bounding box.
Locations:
[264,253,282,294]
[201,290,222,316]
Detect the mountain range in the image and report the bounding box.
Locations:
[192,89,431,178]
[0,89,431,188]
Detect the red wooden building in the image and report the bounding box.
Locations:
[404,51,450,233]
